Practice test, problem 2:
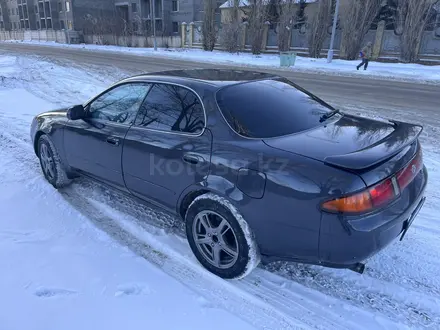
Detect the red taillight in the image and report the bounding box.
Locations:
[369,178,396,208]
[396,148,423,191]
[322,178,396,214]
[322,148,423,214]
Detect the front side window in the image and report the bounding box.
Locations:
[215,78,336,138]
[88,83,151,125]
[135,83,205,134]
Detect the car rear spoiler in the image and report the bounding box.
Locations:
[323,120,423,172]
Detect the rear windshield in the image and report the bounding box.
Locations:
[215,78,335,138]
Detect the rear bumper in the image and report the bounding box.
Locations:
[318,166,428,267]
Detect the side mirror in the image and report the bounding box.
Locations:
[67,105,86,120]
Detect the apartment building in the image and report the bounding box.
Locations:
[0,0,222,37]
[0,0,114,31]
[114,0,207,36]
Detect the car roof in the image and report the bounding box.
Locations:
[121,69,280,90]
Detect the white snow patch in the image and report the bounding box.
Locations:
[0,55,17,75]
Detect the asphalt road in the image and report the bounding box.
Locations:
[0,42,438,118]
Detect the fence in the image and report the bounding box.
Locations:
[0,30,181,49]
[1,22,439,62]
[183,21,440,62]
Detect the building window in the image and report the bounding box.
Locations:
[155,19,162,32]
[172,21,178,33]
[172,0,178,12]
[144,0,150,17]
[131,2,137,12]
[154,0,161,17]
[34,5,38,13]
[60,19,65,29]
[58,1,62,12]
[44,2,50,17]
[65,1,70,12]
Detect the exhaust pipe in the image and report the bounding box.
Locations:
[348,262,365,274]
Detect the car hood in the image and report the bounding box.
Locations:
[36,108,68,119]
[263,114,422,171]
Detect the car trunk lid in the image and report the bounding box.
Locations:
[263,114,423,186]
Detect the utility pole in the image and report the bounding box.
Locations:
[327,0,340,63]
[151,0,157,50]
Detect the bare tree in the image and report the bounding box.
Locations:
[247,0,270,54]
[276,0,297,52]
[218,0,242,53]
[395,0,439,63]
[340,0,382,60]
[114,17,135,47]
[307,0,331,58]
[82,14,112,45]
[202,0,217,51]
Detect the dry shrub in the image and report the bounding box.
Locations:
[395,0,439,63]
[340,0,382,60]
[202,0,217,51]
[307,0,331,58]
[247,0,270,54]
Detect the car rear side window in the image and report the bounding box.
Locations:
[135,83,205,135]
[215,78,334,138]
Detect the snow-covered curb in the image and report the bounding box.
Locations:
[2,39,440,85]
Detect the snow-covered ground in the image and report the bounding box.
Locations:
[1,54,440,330]
[2,39,440,85]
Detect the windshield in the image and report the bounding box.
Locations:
[215,78,336,138]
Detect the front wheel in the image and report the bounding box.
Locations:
[185,193,260,279]
[38,134,72,189]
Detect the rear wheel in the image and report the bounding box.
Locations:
[185,193,260,279]
[38,134,72,189]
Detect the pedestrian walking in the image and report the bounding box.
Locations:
[357,42,373,71]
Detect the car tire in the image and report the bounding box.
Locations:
[38,134,72,189]
[185,193,260,279]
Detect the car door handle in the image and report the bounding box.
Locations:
[106,137,120,146]
[182,154,203,165]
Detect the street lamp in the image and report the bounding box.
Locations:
[327,0,340,63]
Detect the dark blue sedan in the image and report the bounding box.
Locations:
[30,69,428,279]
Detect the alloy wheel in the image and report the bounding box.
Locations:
[192,210,239,269]
[40,143,55,180]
